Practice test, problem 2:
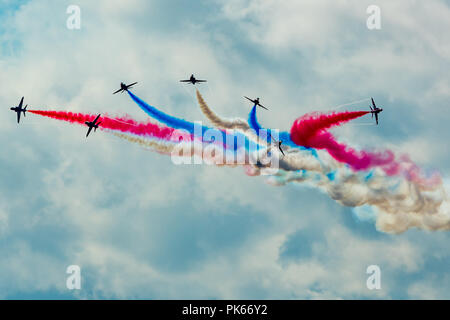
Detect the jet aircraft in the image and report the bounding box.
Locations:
[369,98,383,125]
[113,82,138,94]
[10,97,27,124]
[244,96,268,110]
[85,114,102,138]
[179,74,207,85]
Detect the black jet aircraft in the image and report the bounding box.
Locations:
[10,97,27,124]
[113,82,138,94]
[179,74,207,85]
[244,96,268,110]
[85,114,102,138]
[369,98,383,125]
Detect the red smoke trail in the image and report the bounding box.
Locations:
[290,111,369,146]
[290,110,441,187]
[290,111,393,170]
[29,110,191,142]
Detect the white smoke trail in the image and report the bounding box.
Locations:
[110,131,175,154]
[110,131,276,169]
[196,89,250,131]
[332,98,371,111]
[255,153,450,233]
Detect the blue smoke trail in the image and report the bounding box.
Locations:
[248,105,262,133]
[248,105,318,157]
[128,90,199,132]
[128,91,264,152]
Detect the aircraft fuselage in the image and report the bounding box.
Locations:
[11,106,26,115]
[371,108,383,114]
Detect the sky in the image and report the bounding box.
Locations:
[0,0,449,299]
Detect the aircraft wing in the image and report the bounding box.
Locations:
[86,126,93,137]
[279,146,285,157]
[17,112,21,124]
[93,114,101,124]
[375,113,378,125]
[196,80,207,82]
[113,88,123,94]
[258,104,268,110]
[19,97,24,108]
[371,98,376,109]
[244,96,254,103]
[179,80,191,82]
[128,82,138,87]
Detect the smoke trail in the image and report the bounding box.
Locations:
[29,99,449,233]
[194,90,308,151]
[290,111,370,147]
[29,105,276,169]
[248,105,302,149]
[289,110,441,187]
[195,90,265,146]
[128,93,450,233]
[192,96,336,172]
[247,104,321,170]
[110,132,175,154]
[112,131,270,169]
[127,91,200,133]
[326,98,371,111]
[264,163,449,233]
[289,110,392,172]
[114,122,449,233]
[195,89,250,130]
[127,91,266,152]
[111,131,252,167]
[29,110,190,142]
[242,106,448,232]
